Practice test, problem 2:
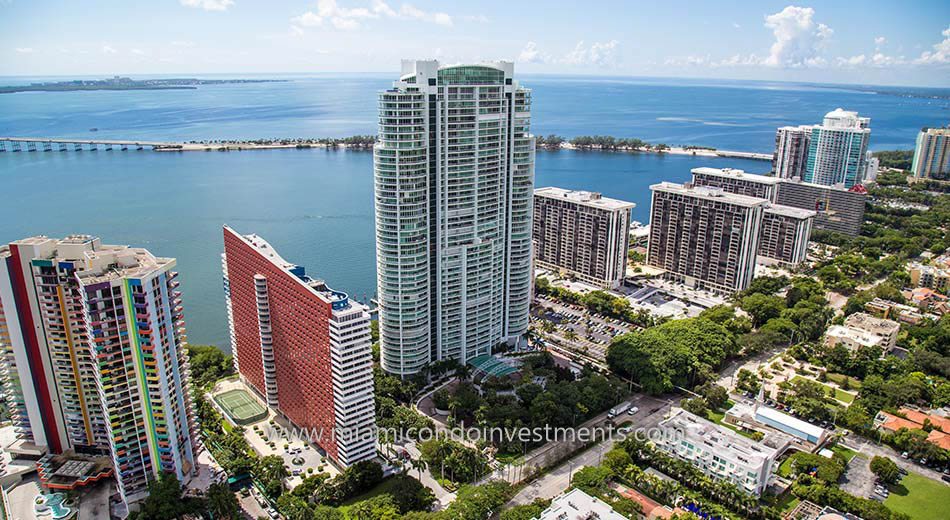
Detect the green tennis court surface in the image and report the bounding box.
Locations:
[215,389,268,425]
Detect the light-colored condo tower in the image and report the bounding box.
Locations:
[804,109,871,188]
[533,187,634,289]
[0,236,198,508]
[647,183,766,293]
[374,60,535,375]
[773,109,871,189]
[912,127,950,180]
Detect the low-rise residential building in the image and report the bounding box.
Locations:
[909,262,950,292]
[612,483,682,520]
[875,407,950,451]
[824,324,887,352]
[864,298,936,324]
[533,187,635,289]
[656,408,783,495]
[785,500,863,520]
[533,488,626,520]
[843,312,900,350]
[907,288,949,315]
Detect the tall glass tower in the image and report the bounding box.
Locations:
[803,108,871,188]
[374,60,535,376]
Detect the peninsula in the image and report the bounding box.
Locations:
[0,76,287,94]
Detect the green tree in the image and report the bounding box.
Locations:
[869,456,901,485]
[739,293,786,327]
[602,448,633,475]
[130,473,202,520]
[255,454,289,498]
[186,344,233,388]
[207,482,240,520]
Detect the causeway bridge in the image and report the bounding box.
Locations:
[0,137,180,152]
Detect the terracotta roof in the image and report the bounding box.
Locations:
[927,430,950,451]
[898,407,950,433]
[879,412,924,432]
[618,487,662,516]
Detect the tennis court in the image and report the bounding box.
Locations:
[215,389,268,425]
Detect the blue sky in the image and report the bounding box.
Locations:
[2,0,948,86]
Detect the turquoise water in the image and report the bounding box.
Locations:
[1,75,947,348]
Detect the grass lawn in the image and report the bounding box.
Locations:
[777,455,796,478]
[825,372,862,391]
[221,419,233,433]
[791,375,855,404]
[885,472,950,520]
[831,444,857,462]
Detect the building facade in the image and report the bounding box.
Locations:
[657,408,781,495]
[533,187,634,289]
[843,312,900,350]
[222,227,376,467]
[909,262,950,292]
[912,127,950,180]
[647,182,766,294]
[689,168,815,266]
[374,60,535,375]
[0,236,198,507]
[773,178,867,236]
[803,108,871,188]
[758,205,815,267]
[773,125,813,180]
[691,167,779,200]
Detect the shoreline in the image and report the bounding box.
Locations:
[154,141,773,160]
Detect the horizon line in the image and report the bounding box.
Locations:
[1,71,948,91]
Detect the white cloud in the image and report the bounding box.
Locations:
[518,41,550,64]
[15,47,34,53]
[130,48,147,56]
[762,6,832,68]
[915,25,950,64]
[733,22,741,29]
[564,40,619,67]
[170,40,195,48]
[291,0,453,32]
[101,45,117,54]
[180,0,234,11]
[874,36,886,47]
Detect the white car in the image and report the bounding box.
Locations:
[627,406,640,415]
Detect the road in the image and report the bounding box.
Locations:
[506,394,675,506]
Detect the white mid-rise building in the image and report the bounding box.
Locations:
[657,408,782,495]
[533,488,626,520]
[374,60,535,375]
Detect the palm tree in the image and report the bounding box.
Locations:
[411,457,428,480]
[564,329,578,342]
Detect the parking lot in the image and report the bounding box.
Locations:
[532,294,634,360]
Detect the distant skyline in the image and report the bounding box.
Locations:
[1,1,948,87]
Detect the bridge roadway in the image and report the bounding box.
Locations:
[0,136,178,152]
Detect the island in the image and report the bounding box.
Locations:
[0,76,288,94]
